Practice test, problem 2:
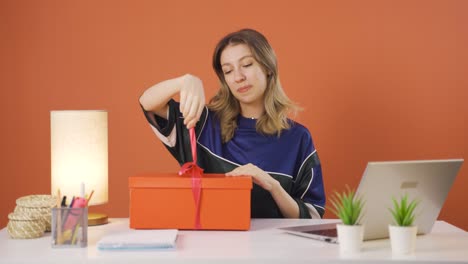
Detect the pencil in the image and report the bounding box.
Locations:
[56,189,61,208]
[85,190,94,206]
[56,189,62,245]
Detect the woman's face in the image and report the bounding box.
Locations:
[220,43,268,109]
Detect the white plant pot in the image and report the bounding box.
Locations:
[389,225,417,255]
[336,224,364,254]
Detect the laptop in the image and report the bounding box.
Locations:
[280,159,463,243]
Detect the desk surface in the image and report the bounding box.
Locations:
[1,218,467,264]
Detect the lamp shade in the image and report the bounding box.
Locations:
[51,110,108,206]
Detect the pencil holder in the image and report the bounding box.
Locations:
[51,207,88,248]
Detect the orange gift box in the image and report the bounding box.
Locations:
[129,173,252,230]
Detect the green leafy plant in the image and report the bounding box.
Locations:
[329,185,364,225]
[389,194,419,226]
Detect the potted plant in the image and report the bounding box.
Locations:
[329,185,365,254]
[388,194,419,255]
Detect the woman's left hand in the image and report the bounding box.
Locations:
[227,163,300,218]
[226,163,279,192]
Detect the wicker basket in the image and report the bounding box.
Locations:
[14,195,56,232]
[7,212,46,239]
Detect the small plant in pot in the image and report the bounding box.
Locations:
[388,194,419,255]
[329,185,365,254]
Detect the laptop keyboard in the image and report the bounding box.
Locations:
[304,228,337,237]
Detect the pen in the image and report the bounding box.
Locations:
[61,196,67,207]
[69,196,75,208]
[81,182,85,199]
[62,196,75,228]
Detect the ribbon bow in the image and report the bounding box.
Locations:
[178,127,204,229]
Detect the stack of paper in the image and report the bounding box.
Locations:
[97,229,178,250]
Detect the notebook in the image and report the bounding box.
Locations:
[97,229,178,250]
[280,159,463,242]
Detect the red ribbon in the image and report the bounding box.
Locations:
[178,127,204,229]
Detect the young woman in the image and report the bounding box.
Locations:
[139,29,325,218]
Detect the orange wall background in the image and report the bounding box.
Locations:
[1,0,467,230]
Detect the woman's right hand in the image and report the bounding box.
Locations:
[179,74,206,129]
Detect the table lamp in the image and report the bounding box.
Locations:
[51,110,108,225]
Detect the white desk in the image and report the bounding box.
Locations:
[1,218,467,264]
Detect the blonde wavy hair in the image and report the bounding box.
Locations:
[208,28,300,143]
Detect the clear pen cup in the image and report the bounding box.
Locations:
[51,207,88,248]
